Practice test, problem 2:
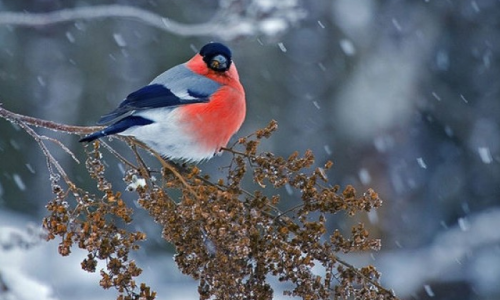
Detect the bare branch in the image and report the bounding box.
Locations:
[0,104,89,185]
[40,134,80,164]
[99,140,139,170]
[128,137,201,199]
[0,3,305,39]
[0,104,101,134]
[0,5,215,36]
[16,120,73,185]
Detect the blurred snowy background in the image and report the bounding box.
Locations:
[1,1,500,299]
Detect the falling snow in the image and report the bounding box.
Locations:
[423,284,435,297]
[12,174,26,191]
[416,157,427,169]
[1,1,500,299]
[9,139,20,150]
[431,91,441,101]
[458,217,470,231]
[358,168,371,185]
[323,145,332,155]
[367,210,378,224]
[391,18,402,31]
[435,50,449,71]
[478,147,493,164]
[36,76,46,87]
[277,42,287,52]
[65,31,75,43]
[339,39,356,56]
[444,125,453,137]
[471,1,480,12]
[117,163,126,175]
[113,33,127,47]
[25,164,35,174]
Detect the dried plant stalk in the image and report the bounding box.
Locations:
[0,105,397,300]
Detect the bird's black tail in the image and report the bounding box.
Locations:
[79,116,153,143]
[79,130,107,143]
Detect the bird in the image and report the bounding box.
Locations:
[80,42,246,162]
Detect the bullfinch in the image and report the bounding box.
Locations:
[80,42,246,162]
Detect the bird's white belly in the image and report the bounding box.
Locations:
[119,108,216,162]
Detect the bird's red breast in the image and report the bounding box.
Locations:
[178,54,246,153]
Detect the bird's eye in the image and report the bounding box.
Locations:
[209,54,228,72]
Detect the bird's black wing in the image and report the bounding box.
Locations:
[97,84,209,125]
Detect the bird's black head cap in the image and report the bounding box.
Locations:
[200,42,232,72]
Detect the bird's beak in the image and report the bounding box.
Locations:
[211,55,228,71]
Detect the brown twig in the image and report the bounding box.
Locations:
[39,134,80,164]
[0,104,102,134]
[16,121,74,187]
[98,140,139,170]
[125,137,200,200]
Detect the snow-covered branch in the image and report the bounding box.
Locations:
[0,2,305,39]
